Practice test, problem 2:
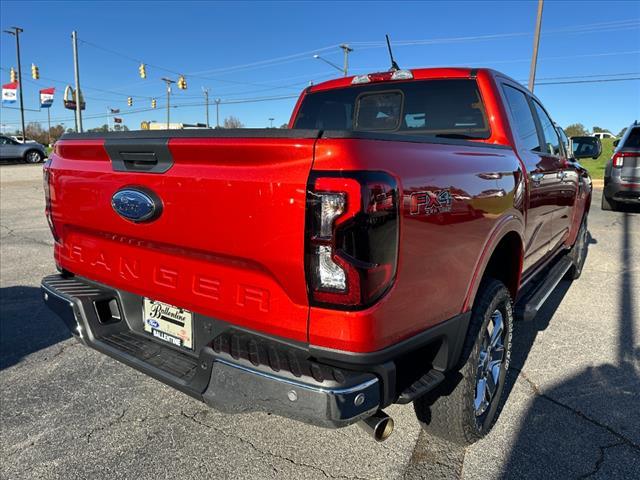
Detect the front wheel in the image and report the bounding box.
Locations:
[414,279,513,445]
[24,150,44,164]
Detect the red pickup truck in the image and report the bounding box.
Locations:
[42,67,593,445]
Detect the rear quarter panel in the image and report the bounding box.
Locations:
[309,138,524,352]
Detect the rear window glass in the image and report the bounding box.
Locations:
[294,79,490,139]
[622,127,640,149]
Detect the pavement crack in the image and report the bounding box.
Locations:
[84,407,129,443]
[578,441,624,479]
[180,410,369,480]
[48,341,80,360]
[515,369,640,452]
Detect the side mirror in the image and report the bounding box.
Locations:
[570,136,602,160]
[613,139,620,148]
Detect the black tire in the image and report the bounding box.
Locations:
[567,216,588,280]
[24,150,43,164]
[601,194,617,211]
[414,279,513,446]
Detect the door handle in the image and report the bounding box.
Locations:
[557,171,568,181]
[530,172,544,184]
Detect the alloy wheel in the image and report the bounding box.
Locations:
[474,309,506,417]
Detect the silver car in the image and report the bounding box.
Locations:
[0,135,47,163]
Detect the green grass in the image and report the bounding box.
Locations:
[578,138,614,180]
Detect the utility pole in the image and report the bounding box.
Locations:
[268,117,274,128]
[215,98,221,128]
[339,44,353,77]
[71,31,83,132]
[161,77,175,129]
[528,0,544,92]
[203,88,210,128]
[4,27,25,141]
[47,108,51,146]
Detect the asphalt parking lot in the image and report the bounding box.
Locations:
[1,163,639,480]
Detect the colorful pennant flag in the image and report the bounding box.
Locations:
[40,87,55,108]
[2,82,19,105]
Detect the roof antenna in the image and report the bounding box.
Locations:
[385,34,400,71]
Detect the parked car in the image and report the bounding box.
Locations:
[592,132,616,140]
[0,135,47,163]
[41,67,593,446]
[602,121,640,210]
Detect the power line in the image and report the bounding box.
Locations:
[534,77,640,85]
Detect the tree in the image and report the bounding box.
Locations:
[592,126,609,133]
[618,127,628,138]
[279,123,289,129]
[25,122,47,144]
[564,123,588,137]
[88,124,109,133]
[223,116,244,129]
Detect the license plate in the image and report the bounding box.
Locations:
[143,298,193,349]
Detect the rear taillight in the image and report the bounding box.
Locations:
[43,163,59,242]
[612,153,623,168]
[612,151,637,168]
[305,172,399,309]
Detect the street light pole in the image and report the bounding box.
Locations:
[268,117,274,128]
[528,0,544,92]
[4,27,26,141]
[71,31,83,132]
[339,44,353,76]
[161,77,175,129]
[215,98,221,128]
[203,88,210,128]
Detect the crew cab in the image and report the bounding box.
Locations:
[41,67,593,445]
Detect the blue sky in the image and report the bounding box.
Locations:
[1,0,639,134]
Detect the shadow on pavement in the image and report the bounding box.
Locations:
[403,222,607,478]
[0,285,71,370]
[502,212,640,479]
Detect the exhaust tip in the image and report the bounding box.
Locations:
[358,410,395,442]
[373,416,394,442]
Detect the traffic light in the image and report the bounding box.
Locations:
[10,67,17,83]
[127,97,133,107]
[139,63,146,79]
[151,98,157,109]
[177,75,187,90]
[31,64,39,80]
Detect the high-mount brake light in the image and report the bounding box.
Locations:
[351,69,413,85]
[305,172,400,309]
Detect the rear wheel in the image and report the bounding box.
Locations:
[601,194,617,211]
[567,216,588,280]
[414,279,513,445]
[24,150,43,164]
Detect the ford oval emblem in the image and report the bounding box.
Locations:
[111,188,161,223]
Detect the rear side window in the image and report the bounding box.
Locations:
[294,79,490,139]
[532,101,561,156]
[622,127,640,149]
[502,85,541,152]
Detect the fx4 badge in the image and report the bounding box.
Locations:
[409,189,453,215]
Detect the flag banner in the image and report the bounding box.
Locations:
[2,82,19,104]
[113,117,122,123]
[40,87,55,108]
[110,108,120,114]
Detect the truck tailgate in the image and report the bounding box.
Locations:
[49,132,318,342]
